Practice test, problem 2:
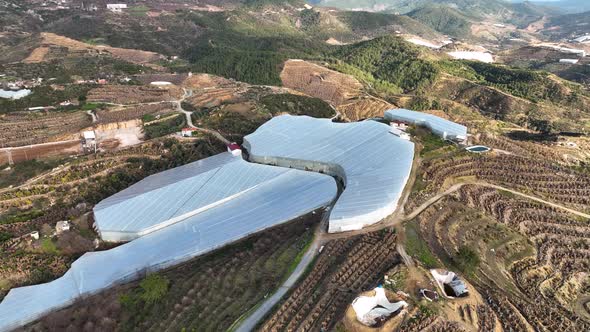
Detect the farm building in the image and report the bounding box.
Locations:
[384,109,468,142]
[243,115,415,233]
[82,131,97,152]
[106,3,127,12]
[389,126,411,141]
[181,127,196,137]
[0,152,336,331]
[227,142,242,157]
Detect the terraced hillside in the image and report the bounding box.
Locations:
[87,85,182,105]
[412,190,590,331]
[261,230,400,331]
[279,60,394,121]
[422,154,590,211]
[24,33,162,66]
[0,111,91,147]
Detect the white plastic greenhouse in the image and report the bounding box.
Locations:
[243,115,415,233]
[93,153,314,241]
[0,153,337,332]
[384,109,467,141]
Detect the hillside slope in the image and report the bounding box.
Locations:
[317,0,550,25]
[325,36,590,132]
[408,5,472,38]
[541,10,590,39]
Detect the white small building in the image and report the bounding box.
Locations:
[106,4,127,12]
[390,121,408,131]
[227,143,242,157]
[29,231,40,240]
[82,131,97,152]
[181,127,197,137]
[560,59,579,64]
[56,221,70,234]
[83,131,96,141]
[389,126,411,141]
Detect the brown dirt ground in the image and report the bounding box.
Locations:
[0,141,81,164]
[280,59,363,107]
[24,32,161,65]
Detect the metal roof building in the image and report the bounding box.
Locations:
[384,109,467,141]
[0,153,337,331]
[243,115,415,233]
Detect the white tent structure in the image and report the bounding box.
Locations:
[243,115,415,233]
[0,153,337,332]
[384,109,467,142]
[352,287,408,326]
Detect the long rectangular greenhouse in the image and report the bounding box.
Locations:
[384,109,467,141]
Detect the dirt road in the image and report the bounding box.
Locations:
[235,239,320,332]
[320,180,589,241]
[178,88,231,145]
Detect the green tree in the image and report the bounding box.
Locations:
[455,246,480,274]
[139,274,170,305]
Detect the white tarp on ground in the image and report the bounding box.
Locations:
[384,109,468,141]
[0,89,31,100]
[430,269,469,299]
[0,153,337,332]
[243,115,415,233]
[352,287,408,326]
[447,51,494,63]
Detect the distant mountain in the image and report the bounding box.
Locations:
[407,5,472,38]
[317,0,542,14]
[316,0,552,27]
[541,10,590,39]
[514,0,590,14]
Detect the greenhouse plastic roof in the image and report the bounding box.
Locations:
[243,115,415,233]
[384,109,467,140]
[94,153,298,241]
[0,153,337,332]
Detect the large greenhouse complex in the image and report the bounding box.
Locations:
[243,115,415,233]
[0,110,466,331]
